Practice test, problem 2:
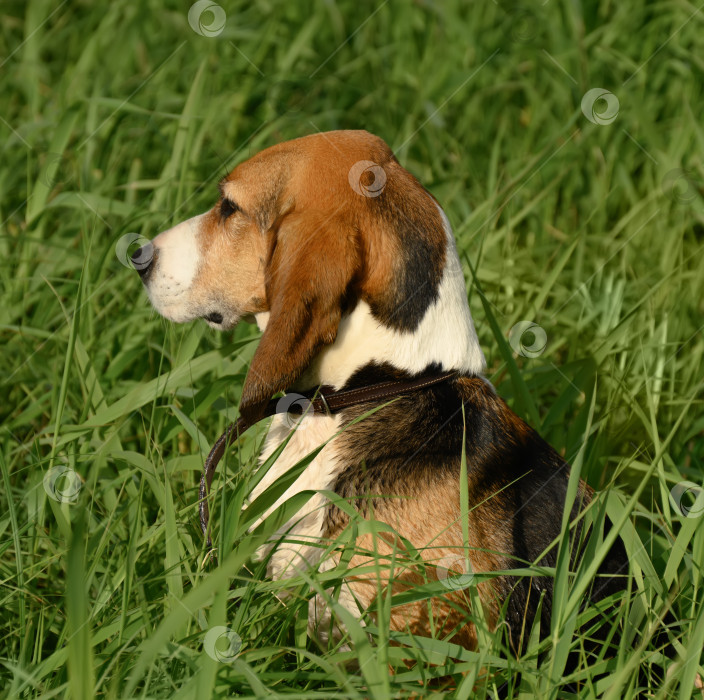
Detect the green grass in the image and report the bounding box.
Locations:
[1,0,704,697]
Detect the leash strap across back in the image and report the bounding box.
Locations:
[199,370,458,544]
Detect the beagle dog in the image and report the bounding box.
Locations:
[134,130,626,652]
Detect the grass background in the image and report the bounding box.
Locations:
[1,0,703,697]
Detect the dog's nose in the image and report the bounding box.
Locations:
[131,243,155,279]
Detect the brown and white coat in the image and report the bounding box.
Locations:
[135,130,625,651]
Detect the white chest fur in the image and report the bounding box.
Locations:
[297,205,485,390]
[249,411,343,579]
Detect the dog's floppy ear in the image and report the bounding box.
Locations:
[239,210,360,422]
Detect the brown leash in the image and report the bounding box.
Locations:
[199,369,458,545]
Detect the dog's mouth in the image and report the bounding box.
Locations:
[202,309,245,330]
[204,311,224,325]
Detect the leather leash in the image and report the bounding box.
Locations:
[199,369,458,545]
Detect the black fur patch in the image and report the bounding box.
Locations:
[324,361,628,652]
[364,149,446,332]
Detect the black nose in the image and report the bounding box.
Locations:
[131,243,155,279]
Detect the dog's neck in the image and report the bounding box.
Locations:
[255,213,485,392]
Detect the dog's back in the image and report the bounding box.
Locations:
[314,363,628,651]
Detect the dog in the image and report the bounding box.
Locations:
[132,130,627,654]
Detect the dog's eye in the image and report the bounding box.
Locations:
[220,198,239,220]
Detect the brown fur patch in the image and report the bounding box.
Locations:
[324,478,506,648]
[201,130,451,418]
[239,209,361,421]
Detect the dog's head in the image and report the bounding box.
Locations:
[134,130,480,420]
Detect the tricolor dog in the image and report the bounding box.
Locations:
[133,130,625,651]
